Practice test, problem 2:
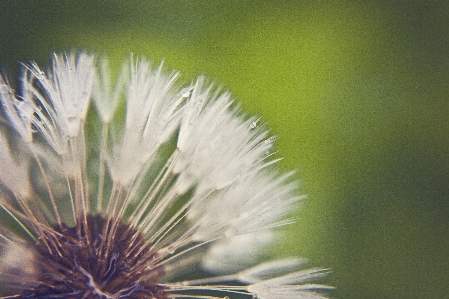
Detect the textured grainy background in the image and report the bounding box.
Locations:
[1,1,448,298]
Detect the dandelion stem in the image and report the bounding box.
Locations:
[32,151,61,226]
[0,203,35,240]
[129,149,179,227]
[96,123,109,213]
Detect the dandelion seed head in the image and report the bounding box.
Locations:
[0,52,331,299]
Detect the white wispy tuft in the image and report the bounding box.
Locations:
[22,53,94,151]
[0,52,331,299]
[0,133,31,199]
[104,59,184,186]
[174,77,275,195]
[92,57,127,124]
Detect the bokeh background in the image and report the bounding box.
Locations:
[1,1,448,298]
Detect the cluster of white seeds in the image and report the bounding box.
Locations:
[0,52,331,299]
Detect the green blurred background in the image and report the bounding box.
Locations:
[1,1,448,298]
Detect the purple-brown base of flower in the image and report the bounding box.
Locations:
[3,215,167,299]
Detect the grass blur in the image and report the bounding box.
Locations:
[1,1,448,298]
